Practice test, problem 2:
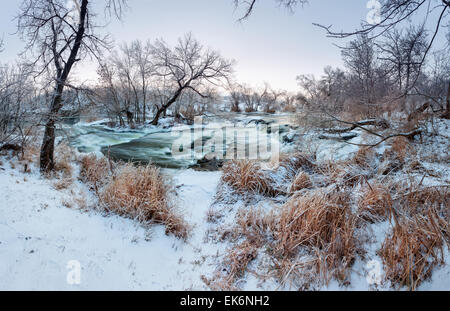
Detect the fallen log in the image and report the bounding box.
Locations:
[0,143,21,151]
[325,118,390,134]
[318,133,358,141]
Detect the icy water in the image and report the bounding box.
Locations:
[60,113,300,169]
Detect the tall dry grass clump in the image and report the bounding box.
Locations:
[400,185,449,216]
[379,211,446,290]
[273,190,356,283]
[390,136,410,162]
[289,171,312,193]
[54,143,74,178]
[234,207,277,244]
[100,163,189,239]
[221,160,278,196]
[353,147,375,168]
[278,152,316,177]
[79,154,111,191]
[210,240,259,290]
[379,136,410,175]
[358,183,393,223]
[315,160,347,185]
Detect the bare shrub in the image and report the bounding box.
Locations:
[101,163,189,239]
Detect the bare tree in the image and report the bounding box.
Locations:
[96,62,127,126]
[378,26,428,95]
[0,62,35,153]
[234,0,449,97]
[341,34,379,113]
[315,0,450,93]
[233,0,307,20]
[130,40,153,122]
[260,82,285,113]
[149,33,234,125]
[16,0,127,172]
[227,81,242,112]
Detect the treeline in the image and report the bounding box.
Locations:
[297,30,450,118]
[92,33,233,127]
[91,34,300,127]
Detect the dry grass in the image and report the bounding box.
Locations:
[278,152,316,177]
[79,154,111,191]
[353,147,375,168]
[78,154,189,240]
[272,190,357,284]
[20,143,40,165]
[358,183,393,223]
[54,143,73,178]
[383,136,410,164]
[401,185,449,215]
[221,160,278,196]
[390,136,410,161]
[378,136,411,175]
[53,177,74,190]
[289,171,312,193]
[315,160,347,185]
[234,207,277,243]
[101,163,189,239]
[209,240,259,290]
[379,210,446,290]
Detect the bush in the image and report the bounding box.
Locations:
[289,171,312,193]
[379,211,446,290]
[101,163,189,239]
[79,154,111,191]
[273,190,356,283]
[358,183,393,223]
[221,160,278,196]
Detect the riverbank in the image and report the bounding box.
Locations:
[0,116,449,290]
[0,154,223,290]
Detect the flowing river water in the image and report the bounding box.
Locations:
[59,112,359,169]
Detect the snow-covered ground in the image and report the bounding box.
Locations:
[0,160,224,290]
[0,117,449,291]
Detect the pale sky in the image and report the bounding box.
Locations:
[0,0,446,91]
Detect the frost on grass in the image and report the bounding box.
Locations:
[101,163,190,239]
[210,119,450,290]
[77,153,190,239]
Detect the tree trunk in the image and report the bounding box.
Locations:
[151,107,165,126]
[442,81,450,119]
[40,91,63,172]
[150,87,184,125]
[446,81,450,114]
[39,0,88,173]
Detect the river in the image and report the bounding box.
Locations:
[59,112,359,169]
